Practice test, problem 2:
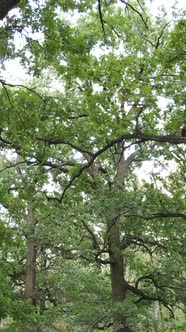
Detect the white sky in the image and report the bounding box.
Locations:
[148,0,185,10]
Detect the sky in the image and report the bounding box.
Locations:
[148,0,185,11]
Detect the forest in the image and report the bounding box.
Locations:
[0,0,186,331]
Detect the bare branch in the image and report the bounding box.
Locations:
[97,0,106,40]
[120,0,148,29]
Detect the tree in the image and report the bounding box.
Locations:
[0,1,186,331]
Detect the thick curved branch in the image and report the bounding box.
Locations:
[0,0,20,20]
[135,274,165,291]
[37,132,186,149]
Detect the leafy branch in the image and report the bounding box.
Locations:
[120,0,148,29]
[0,79,46,102]
[125,279,175,318]
[38,131,186,202]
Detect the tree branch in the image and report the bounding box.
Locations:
[36,131,186,202]
[97,0,106,40]
[0,79,46,103]
[135,274,165,291]
[0,0,20,20]
[128,212,186,221]
[125,279,174,318]
[120,0,148,29]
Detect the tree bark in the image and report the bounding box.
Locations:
[22,202,37,332]
[108,217,126,302]
[24,202,37,305]
[107,218,131,332]
[107,143,134,332]
[0,0,20,20]
[85,142,137,332]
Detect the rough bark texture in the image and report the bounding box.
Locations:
[108,217,126,302]
[107,218,131,332]
[86,142,136,332]
[0,0,20,20]
[107,143,133,332]
[24,203,37,305]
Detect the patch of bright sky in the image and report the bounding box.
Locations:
[146,0,185,15]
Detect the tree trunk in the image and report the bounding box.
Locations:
[107,218,131,332]
[153,301,159,332]
[108,218,126,302]
[22,203,37,332]
[87,141,137,332]
[107,143,134,332]
[0,0,20,20]
[24,203,37,304]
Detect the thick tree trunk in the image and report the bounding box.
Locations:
[24,204,37,304]
[107,144,133,332]
[107,218,131,332]
[108,218,126,302]
[87,142,137,332]
[0,0,20,20]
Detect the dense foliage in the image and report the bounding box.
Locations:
[0,1,186,331]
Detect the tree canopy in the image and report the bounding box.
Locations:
[0,1,186,332]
